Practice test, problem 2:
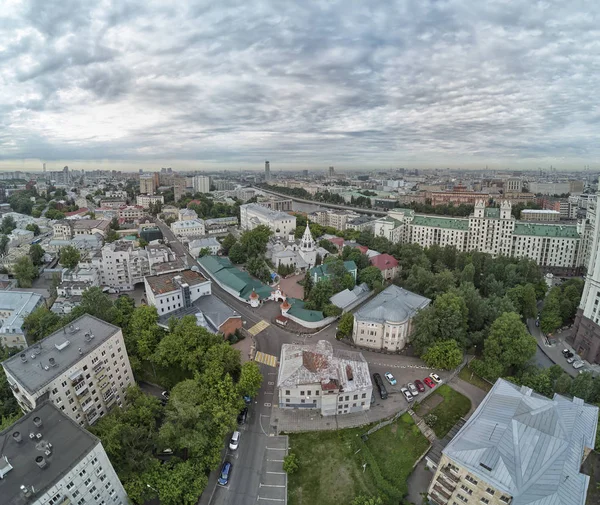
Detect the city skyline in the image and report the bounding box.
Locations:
[1,1,599,171]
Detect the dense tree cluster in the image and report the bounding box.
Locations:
[540,278,584,335]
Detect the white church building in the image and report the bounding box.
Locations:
[266,224,330,272]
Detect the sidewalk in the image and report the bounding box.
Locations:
[526,318,580,378]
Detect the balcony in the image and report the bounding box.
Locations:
[104,390,116,405]
[436,476,457,492]
[86,409,99,424]
[441,466,460,483]
[75,383,89,397]
[82,399,94,412]
[99,378,111,391]
[433,485,452,502]
[93,363,104,374]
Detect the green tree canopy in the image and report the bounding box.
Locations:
[220,233,237,255]
[22,307,62,343]
[0,215,16,234]
[422,339,463,370]
[29,244,45,266]
[59,245,81,269]
[13,256,37,288]
[25,223,41,236]
[358,266,383,290]
[338,312,354,337]
[237,361,263,398]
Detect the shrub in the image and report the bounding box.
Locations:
[283,453,299,474]
[424,414,438,427]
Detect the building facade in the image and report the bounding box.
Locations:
[277,340,372,416]
[521,209,561,221]
[0,292,44,349]
[139,173,156,194]
[192,175,211,193]
[170,218,206,237]
[135,194,164,209]
[1,402,128,505]
[2,315,135,427]
[144,270,212,316]
[352,285,430,352]
[52,220,110,240]
[427,379,598,505]
[240,203,296,238]
[308,209,360,231]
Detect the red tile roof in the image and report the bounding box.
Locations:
[328,237,345,248]
[65,208,88,217]
[370,253,398,271]
[355,245,368,254]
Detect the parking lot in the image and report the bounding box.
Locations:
[257,436,288,504]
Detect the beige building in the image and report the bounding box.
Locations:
[308,209,360,231]
[352,285,430,352]
[240,203,296,238]
[52,219,111,240]
[136,194,164,209]
[427,378,598,505]
[2,315,135,427]
[520,209,561,221]
[139,174,156,194]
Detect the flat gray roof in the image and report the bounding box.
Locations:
[2,315,121,395]
[0,402,98,505]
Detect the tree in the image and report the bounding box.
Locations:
[304,280,334,311]
[481,312,536,380]
[70,287,120,324]
[358,266,383,290]
[25,223,41,236]
[22,307,62,342]
[323,303,343,317]
[13,256,37,288]
[283,453,299,474]
[554,373,572,395]
[110,217,120,230]
[422,340,463,370]
[0,215,16,234]
[221,233,237,255]
[506,284,537,320]
[237,361,263,398]
[198,247,211,258]
[106,228,119,242]
[338,312,354,338]
[303,272,314,300]
[0,235,8,256]
[228,243,246,264]
[246,256,271,283]
[318,239,338,254]
[351,495,384,505]
[30,244,45,266]
[59,245,81,269]
[569,372,596,403]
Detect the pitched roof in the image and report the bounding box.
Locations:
[443,378,599,505]
[354,285,430,324]
[370,253,398,271]
[193,295,240,330]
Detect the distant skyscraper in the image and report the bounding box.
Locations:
[328,166,335,178]
[265,161,271,181]
[42,163,46,173]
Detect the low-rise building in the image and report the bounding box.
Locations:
[346,215,376,232]
[171,218,206,237]
[0,292,44,348]
[0,402,128,505]
[2,314,135,427]
[118,205,145,221]
[178,208,198,221]
[427,378,598,505]
[352,285,430,352]
[99,198,127,209]
[256,197,293,212]
[369,253,399,280]
[52,219,110,240]
[144,269,212,316]
[135,194,164,209]
[277,340,372,416]
[205,216,238,234]
[309,260,357,284]
[240,203,296,238]
[520,209,561,221]
[193,295,242,337]
[7,228,34,247]
[308,209,359,231]
[188,237,221,257]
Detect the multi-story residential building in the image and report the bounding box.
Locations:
[521,209,561,221]
[426,188,490,205]
[135,194,164,209]
[373,201,584,273]
[277,340,372,416]
[173,175,187,201]
[188,237,221,256]
[214,180,236,191]
[205,216,238,234]
[240,203,296,238]
[427,378,598,505]
[308,209,360,231]
[504,177,523,193]
[352,285,430,352]
[192,175,211,193]
[256,197,293,212]
[0,292,44,348]
[0,402,128,505]
[2,315,135,427]
[346,215,376,232]
[99,198,127,209]
[170,218,206,237]
[178,208,198,221]
[105,190,128,199]
[118,205,145,221]
[52,219,111,240]
[144,270,212,316]
[139,173,156,194]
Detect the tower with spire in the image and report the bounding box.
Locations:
[299,221,317,268]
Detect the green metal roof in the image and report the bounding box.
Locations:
[378,216,402,226]
[310,260,357,281]
[513,223,580,238]
[411,215,469,230]
[200,255,272,299]
[286,298,325,322]
[198,255,232,273]
[213,269,248,293]
[484,207,500,218]
[343,260,357,272]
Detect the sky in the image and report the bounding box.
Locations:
[0,0,599,172]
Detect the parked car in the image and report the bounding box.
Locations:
[414,380,425,392]
[384,372,397,386]
[566,357,575,364]
[237,407,248,425]
[243,395,252,405]
[373,373,388,400]
[229,431,241,451]
[573,361,585,369]
[400,387,413,402]
[563,350,574,359]
[424,377,436,388]
[430,373,442,383]
[407,382,419,396]
[218,461,232,486]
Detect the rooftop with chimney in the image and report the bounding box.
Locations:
[2,315,121,395]
[0,402,98,505]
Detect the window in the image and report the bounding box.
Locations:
[307,390,311,396]
[499,497,510,504]
[485,489,495,496]
[79,469,86,477]
[51,388,58,395]
[456,495,468,503]
[300,391,304,396]
[480,499,489,505]
[361,393,366,398]
[286,390,290,395]
[465,475,478,485]
[353,394,358,400]
[301,399,305,403]
[61,381,67,387]
[315,390,319,395]
[286,399,290,403]
[461,485,473,496]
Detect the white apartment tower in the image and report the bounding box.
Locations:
[192,175,211,193]
[2,315,135,427]
[0,402,128,505]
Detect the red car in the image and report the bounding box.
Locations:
[423,377,436,389]
[414,379,425,392]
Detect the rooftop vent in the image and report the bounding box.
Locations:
[55,340,70,352]
[20,485,34,498]
[48,357,57,367]
[30,353,36,360]
[12,431,22,443]
[29,433,35,440]
[78,348,83,355]
[35,433,42,440]
[33,417,42,428]
[20,354,27,363]
[35,456,46,469]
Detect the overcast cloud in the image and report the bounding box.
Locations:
[0,0,599,171]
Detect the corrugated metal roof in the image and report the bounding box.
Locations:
[443,379,598,505]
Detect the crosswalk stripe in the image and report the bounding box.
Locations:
[255,351,278,368]
[248,319,270,336]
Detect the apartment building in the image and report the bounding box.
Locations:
[352,285,430,352]
[0,402,128,505]
[277,340,372,416]
[346,215,376,232]
[373,200,584,273]
[256,197,293,212]
[144,269,212,316]
[2,315,135,427]
[520,209,561,221]
[135,194,164,209]
[118,205,145,221]
[308,209,359,231]
[240,203,296,238]
[205,216,238,234]
[52,219,111,240]
[139,173,156,194]
[178,208,198,221]
[0,291,44,349]
[427,378,598,505]
[173,175,187,201]
[192,175,211,193]
[170,218,206,237]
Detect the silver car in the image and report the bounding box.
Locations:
[407,382,419,396]
[400,387,413,402]
[572,361,585,369]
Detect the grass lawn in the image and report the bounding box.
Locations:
[426,385,471,437]
[288,413,430,505]
[458,363,493,392]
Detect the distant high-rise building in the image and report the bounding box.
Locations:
[42,163,46,173]
[328,166,335,178]
[265,161,271,181]
[192,175,211,194]
[139,174,156,195]
[303,170,309,177]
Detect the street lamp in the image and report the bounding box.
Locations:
[146,484,158,494]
